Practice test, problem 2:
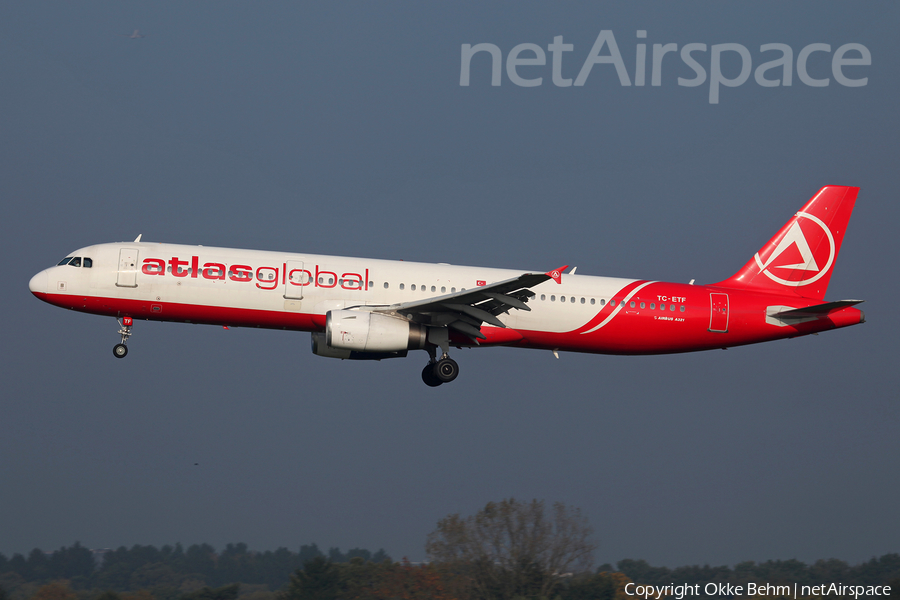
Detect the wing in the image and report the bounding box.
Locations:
[363,265,568,343]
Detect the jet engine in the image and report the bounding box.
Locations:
[310,310,427,360]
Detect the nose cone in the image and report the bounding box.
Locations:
[29,269,48,295]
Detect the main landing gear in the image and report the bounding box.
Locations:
[421,340,460,387]
[421,356,460,387]
[113,316,133,358]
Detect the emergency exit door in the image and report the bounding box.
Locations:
[284,260,307,299]
[709,293,729,333]
[116,248,139,288]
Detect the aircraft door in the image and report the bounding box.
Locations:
[709,293,729,332]
[284,260,308,299]
[116,248,139,288]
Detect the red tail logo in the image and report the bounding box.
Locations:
[714,186,857,300]
[754,211,835,287]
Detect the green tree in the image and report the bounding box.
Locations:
[29,581,77,600]
[285,558,340,600]
[564,571,632,600]
[179,584,239,600]
[887,578,899,599]
[48,543,95,583]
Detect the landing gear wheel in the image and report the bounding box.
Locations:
[434,357,459,383]
[422,363,442,387]
[115,316,133,359]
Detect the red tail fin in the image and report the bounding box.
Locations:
[714,186,858,300]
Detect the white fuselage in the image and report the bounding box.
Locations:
[31,241,638,336]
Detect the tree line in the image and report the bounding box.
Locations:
[1,499,898,600]
[0,542,388,600]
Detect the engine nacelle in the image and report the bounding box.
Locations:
[327,309,427,352]
[310,310,427,360]
[310,332,408,361]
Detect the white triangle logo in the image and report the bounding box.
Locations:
[759,221,820,273]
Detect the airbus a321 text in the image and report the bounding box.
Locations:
[29,186,865,386]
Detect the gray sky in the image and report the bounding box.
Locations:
[1,2,897,568]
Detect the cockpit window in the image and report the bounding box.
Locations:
[83,257,92,268]
[69,257,82,267]
[57,257,73,266]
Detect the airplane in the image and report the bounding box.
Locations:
[28,185,864,387]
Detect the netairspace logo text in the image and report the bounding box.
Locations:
[624,582,892,600]
[459,30,871,103]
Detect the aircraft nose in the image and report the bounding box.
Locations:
[29,270,48,295]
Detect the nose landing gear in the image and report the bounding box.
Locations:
[113,316,133,358]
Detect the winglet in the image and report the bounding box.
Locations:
[546,265,568,284]
[134,234,142,243]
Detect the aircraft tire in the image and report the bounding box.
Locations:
[422,364,442,387]
[435,358,459,383]
[113,344,128,358]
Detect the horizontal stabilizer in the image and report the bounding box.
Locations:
[770,299,864,319]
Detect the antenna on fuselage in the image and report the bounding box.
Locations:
[133,234,142,242]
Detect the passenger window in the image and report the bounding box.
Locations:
[400,283,405,290]
[640,302,645,309]
[451,287,456,293]
[600,299,606,306]
[670,304,675,311]
[431,286,436,292]
[590,298,595,305]
[630,301,635,308]
[384,282,389,289]
[57,257,73,266]
[411,284,417,291]
[651,303,656,309]
[570,297,575,303]
[70,257,82,267]
[441,286,446,293]
[541,294,546,301]
[83,258,92,268]
[551,295,556,301]
[680,305,685,312]
[560,296,566,303]
[581,298,585,304]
